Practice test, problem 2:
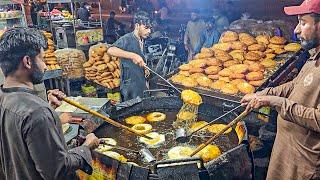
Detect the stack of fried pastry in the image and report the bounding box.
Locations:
[55,48,86,78]
[171,31,301,95]
[83,43,120,89]
[42,31,61,70]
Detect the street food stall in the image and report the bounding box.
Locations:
[46,0,103,49]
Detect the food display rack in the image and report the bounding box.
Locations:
[157,51,302,106]
[46,0,103,49]
[0,0,27,30]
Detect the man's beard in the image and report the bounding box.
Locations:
[300,38,319,50]
[31,61,44,84]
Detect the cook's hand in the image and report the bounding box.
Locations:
[144,68,150,77]
[48,89,66,109]
[83,133,100,149]
[131,53,146,67]
[184,44,189,51]
[59,112,72,124]
[244,96,282,112]
[240,93,258,106]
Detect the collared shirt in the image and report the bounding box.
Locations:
[257,51,320,180]
[0,86,92,180]
[194,29,220,54]
[110,32,147,101]
[184,19,206,52]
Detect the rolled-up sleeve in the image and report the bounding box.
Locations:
[23,108,93,179]
[256,80,295,97]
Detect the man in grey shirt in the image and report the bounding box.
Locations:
[0,28,100,179]
[184,10,206,61]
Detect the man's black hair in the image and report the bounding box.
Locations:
[133,11,151,26]
[310,13,320,22]
[110,11,116,16]
[0,28,47,76]
[204,17,215,24]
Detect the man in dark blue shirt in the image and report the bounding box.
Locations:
[76,2,90,21]
[107,11,151,101]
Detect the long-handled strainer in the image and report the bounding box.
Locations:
[190,110,250,156]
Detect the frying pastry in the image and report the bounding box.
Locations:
[189,59,207,68]
[265,49,275,53]
[220,31,239,43]
[208,74,220,80]
[255,35,270,45]
[260,59,277,68]
[239,33,257,46]
[179,71,190,76]
[146,112,166,122]
[196,144,221,163]
[206,58,223,66]
[214,50,233,62]
[210,80,227,90]
[171,74,186,84]
[177,111,197,122]
[230,41,247,50]
[249,80,265,87]
[265,53,276,59]
[245,51,261,61]
[268,44,285,50]
[190,121,209,132]
[218,68,232,77]
[197,76,213,87]
[274,48,286,55]
[269,36,287,45]
[181,77,198,87]
[284,43,302,52]
[179,64,192,71]
[189,67,204,74]
[139,132,165,148]
[244,60,259,65]
[228,64,249,74]
[219,76,230,82]
[131,124,152,134]
[181,89,202,105]
[221,83,239,95]
[237,82,255,94]
[168,146,193,159]
[230,79,246,86]
[102,151,128,162]
[95,138,117,152]
[207,124,232,134]
[190,73,206,79]
[224,60,239,68]
[212,42,232,52]
[195,52,214,59]
[248,44,266,52]
[248,63,265,72]
[251,51,266,58]
[229,51,245,61]
[200,47,213,54]
[125,116,146,125]
[229,73,245,80]
[205,66,222,75]
[246,71,264,81]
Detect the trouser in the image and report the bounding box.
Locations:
[120,81,147,102]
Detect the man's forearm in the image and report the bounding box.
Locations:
[107,46,135,60]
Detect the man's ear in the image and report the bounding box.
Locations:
[22,56,32,70]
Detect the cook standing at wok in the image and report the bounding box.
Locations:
[107,11,152,101]
[241,0,320,179]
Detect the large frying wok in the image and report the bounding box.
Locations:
[78,96,253,180]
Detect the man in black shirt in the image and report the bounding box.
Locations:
[107,11,151,101]
[76,2,90,21]
[0,28,99,179]
[106,11,123,43]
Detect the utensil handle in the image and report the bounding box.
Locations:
[190,110,249,156]
[62,98,152,139]
[145,65,181,94]
[188,105,242,136]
